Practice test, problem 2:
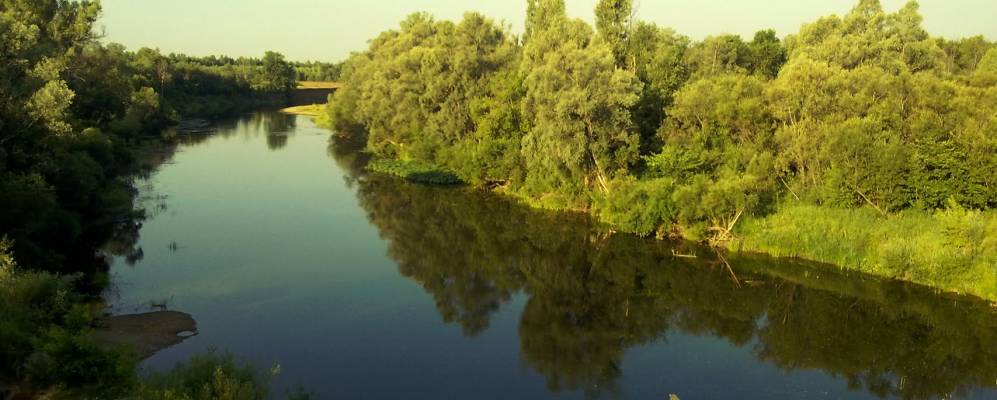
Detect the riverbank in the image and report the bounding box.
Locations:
[122,122,997,398]
[167,92,290,119]
[94,311,198,359]
[734,204,997,302]
[596,198,996,303]
[356,152,997,303]
[0,123,300,399]
[366,158,462,185]
[279,104,325,116]
[316,0,997,306]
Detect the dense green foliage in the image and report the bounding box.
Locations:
[0,0,298,273]
[127,48,298,117]
[324,0,997,298]
[0,239,136,398]
[292,60,343,82]
[0,4,301,257]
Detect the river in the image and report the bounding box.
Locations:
[105,112,997,399]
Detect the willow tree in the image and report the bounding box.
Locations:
[745,30,787,79]
[331,12,521,182]
[684,34,751,79]
[594,0,633,68]
[260,51,296,92]
[524,0,566,45]
[972,47,997,85]
[1,0,103,267]
[433,13,524,183]
[786,0,945,73]
[627,23,690,152]
[655,73,777,239]
[520,1,640,204]
[769,0,994,210]
[938,36,995,75]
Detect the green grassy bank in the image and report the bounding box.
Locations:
[367,159,463,185]
[349,148,997,303]
[734,204,997,301]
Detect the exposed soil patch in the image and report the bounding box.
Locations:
[95,311,197,359]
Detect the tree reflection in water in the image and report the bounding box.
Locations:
[329,136,997,400]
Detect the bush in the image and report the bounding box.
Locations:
[1,238,137,397]
[367,159,462,186]
[30,324,137,396]
[137,350,275,400]
[595,177,677,237]
[0,245,76,378]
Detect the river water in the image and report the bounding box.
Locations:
[106,112,997,399]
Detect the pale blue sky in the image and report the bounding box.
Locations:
[99,0,997,62]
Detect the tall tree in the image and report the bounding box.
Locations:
[524,0,566,45]
[520,14,640,202]
[627,23,690,152]
[594,0,633,68]
[260,51,296,92]
[938,36,995,74]
[745,29,787,78]
[684,34,751,78]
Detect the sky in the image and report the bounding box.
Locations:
[99,0,997,62]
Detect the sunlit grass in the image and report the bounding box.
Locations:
[296,81,342,90]
[736,203,997,301]
[279,104,325,116]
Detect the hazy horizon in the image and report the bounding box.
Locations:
[100,0,997,62]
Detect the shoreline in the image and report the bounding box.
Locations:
[279,104,324,116]
[94,311,198,360]
[359,156,997,304]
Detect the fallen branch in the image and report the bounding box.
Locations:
[707,208,744,247]
[780,177,801,201]
[671,250,697,259]
[848,182,888,217]
[714,249,742,289]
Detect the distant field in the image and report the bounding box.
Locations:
[297,81,342,89]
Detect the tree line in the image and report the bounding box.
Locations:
[0,0,310,272]
[323,0,997,299]
[324,0,997,242]
[293,60,344,82]
[0,1,317,397]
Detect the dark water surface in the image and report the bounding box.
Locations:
[107,112,997,399]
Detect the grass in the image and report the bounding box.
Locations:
[734,203,997,301]
[279,104,325,116]
[136,350,288,400]
[367,158,462,185]
[296,81,342,90]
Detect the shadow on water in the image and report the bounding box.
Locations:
[329,134,997,400]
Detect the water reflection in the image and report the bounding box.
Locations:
[266,132,289,151]
[334,137,997,399]
[263,113,295,151]
[171,112,298,152]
